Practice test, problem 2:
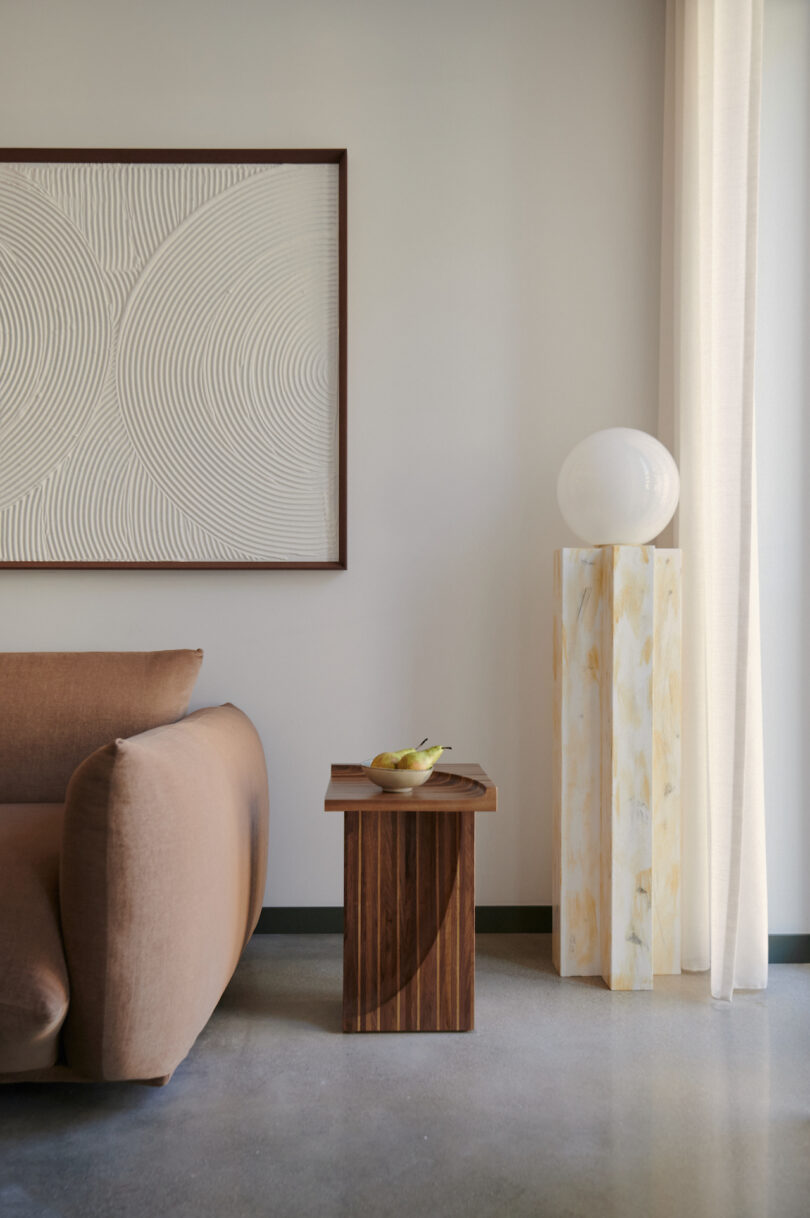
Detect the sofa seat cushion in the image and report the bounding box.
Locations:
[0,804,69,1072]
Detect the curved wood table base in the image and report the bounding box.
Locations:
[326,765,496,1033]
[344,808,474,1032]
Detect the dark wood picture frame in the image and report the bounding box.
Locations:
[0,148,347,570]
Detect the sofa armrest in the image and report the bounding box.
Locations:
[59,704,269,1082]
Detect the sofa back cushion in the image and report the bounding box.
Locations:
[0,650,203,802]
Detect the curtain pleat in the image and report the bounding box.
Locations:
[659,0,768,1000]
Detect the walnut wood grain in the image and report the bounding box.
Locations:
[377,812,399,1032]
[341,808,476,1032]
[342,812,359,1033]
[458,811,475,1029]
[398,809,419,1031]
[325,763,497,813]
[331,764,494,1033]
[438,809,459,1028]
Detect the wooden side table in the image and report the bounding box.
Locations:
[325,763,497,1033]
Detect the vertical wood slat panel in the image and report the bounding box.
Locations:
[377,811,400,1029]
[398,809,419,1030]
[359,811,379,1029]
[342,810,359,1032]
[458,810,475,1030]
[343,805,477,1032]
[417,811,439,1030]
[438,811,459,1029]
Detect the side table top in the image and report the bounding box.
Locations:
[324,763,497,812]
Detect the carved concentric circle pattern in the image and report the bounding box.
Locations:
[0,170,110,511]
[0,162,339,562]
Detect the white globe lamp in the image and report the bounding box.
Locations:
[556,427,679,545]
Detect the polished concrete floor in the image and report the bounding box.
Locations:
[1,935,808,1218]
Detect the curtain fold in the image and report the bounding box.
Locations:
[659,0,768,1000]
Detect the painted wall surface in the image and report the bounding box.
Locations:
[758,0,810,933]
[0,0,665,907]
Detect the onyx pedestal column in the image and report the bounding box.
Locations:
[552,546,682,990]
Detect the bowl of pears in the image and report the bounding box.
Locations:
[361,739,451,792]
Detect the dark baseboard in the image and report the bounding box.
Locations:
[254,907,809,963]
[256,906,343,933]
[254,905,552,935]
[768,934,810,964]
[474,905,552,932]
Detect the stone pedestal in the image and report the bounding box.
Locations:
[552,546,681,990]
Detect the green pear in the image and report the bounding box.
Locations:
[396,745,450,771]
[370,739,429,769]
[370,750,407,769]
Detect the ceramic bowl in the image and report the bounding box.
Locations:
[360,761,434,792]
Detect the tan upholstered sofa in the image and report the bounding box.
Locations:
[0,650,268,1085]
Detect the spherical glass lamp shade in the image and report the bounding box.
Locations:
[557,428,680,545]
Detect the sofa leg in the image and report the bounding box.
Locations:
[142,1073,173,1087]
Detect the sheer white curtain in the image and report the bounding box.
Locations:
[659,0,768,999]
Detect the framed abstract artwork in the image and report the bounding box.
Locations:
[0,149,346,569]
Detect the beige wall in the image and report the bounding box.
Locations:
[0,0,665,906]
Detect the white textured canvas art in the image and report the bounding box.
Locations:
[0,155,343,566]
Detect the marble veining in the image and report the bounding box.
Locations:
[553,549,604,976]
[553,546,682,990]
[652,550,682,974]
[601,545,653,991]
